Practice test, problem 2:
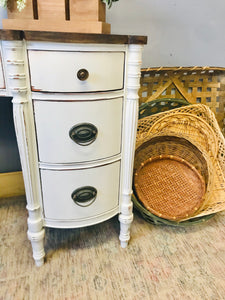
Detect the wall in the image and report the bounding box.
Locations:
[107,0,225,68]
[0,7,7,27]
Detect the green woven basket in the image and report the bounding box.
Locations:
[139,98,190,119]
[132,194,215,227]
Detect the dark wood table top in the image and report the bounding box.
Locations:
[0,30,147,45]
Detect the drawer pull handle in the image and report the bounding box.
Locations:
[69,123,98,146]
[71,186,97,207]
[77,68,89,81]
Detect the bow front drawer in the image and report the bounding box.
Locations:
[28,50,125,93]
[33,97,123,163]
[41,160,120,221]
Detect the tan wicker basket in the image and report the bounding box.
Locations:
[147,113,218,158]
[135,104,225,219]
[134,135,213,221]
[134,155,206,221]
[134,135,210,189]
[139,67,225,135]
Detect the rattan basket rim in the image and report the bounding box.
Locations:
[143,112,218,159]
[134,154,206,221]
[141,66,225,73]
[132,193,215,226]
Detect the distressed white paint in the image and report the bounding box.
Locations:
[0,42,8,96]
[33,97,123,163]
[1,39,144,265]
[28,50,125,92]
[119,44,143,247]
[2,40,45,267]
[41,160,120,221]
[0,54,5,89]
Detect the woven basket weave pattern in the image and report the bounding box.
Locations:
[148,113,218,157]
[134,136,210,186]
[134,135,213,221]
[139,67,225,135]
[135,104,225,219]
[134,155,205,221]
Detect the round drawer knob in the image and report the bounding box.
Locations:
[69,123,98,146]
[71,186,97,207]
[77,68,89,81]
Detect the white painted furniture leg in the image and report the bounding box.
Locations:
[119,44,143,247]
[2,41,45,266]
[119,196,134,248]
[13,93,46,267]
[27,207,45,266]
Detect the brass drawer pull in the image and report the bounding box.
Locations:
[77,68,89,81]
[69,123,98,146]
[71,186,97,207]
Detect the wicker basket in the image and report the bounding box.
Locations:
[145,113,218,158]
[132,194,215,226]
[134,135,213,222]
[134,155,206,221]
[139,67,225,135]
[139,98,190,119]
[135,104,225,220]
[134,136,210,187]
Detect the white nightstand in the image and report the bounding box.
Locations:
[1,30,147,266]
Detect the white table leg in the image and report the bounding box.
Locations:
[119,44,143,247]
[2,40,45,266]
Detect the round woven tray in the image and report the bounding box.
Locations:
[134,155,206,221]
[132,193,215,226]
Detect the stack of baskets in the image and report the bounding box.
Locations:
[133,104,225,225]
[133,69,225,225]
[138,67,225,135]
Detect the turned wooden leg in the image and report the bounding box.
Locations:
[27,206,45,267]
[119,195,133,248]
[2,40,45,266]
[119,45,143,248]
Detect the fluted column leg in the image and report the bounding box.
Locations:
[119,44,143,247]
[2,40,45,266]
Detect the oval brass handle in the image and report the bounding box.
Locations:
[77,68,89,81]
[69,123,98,146]
[71,186,97,207]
